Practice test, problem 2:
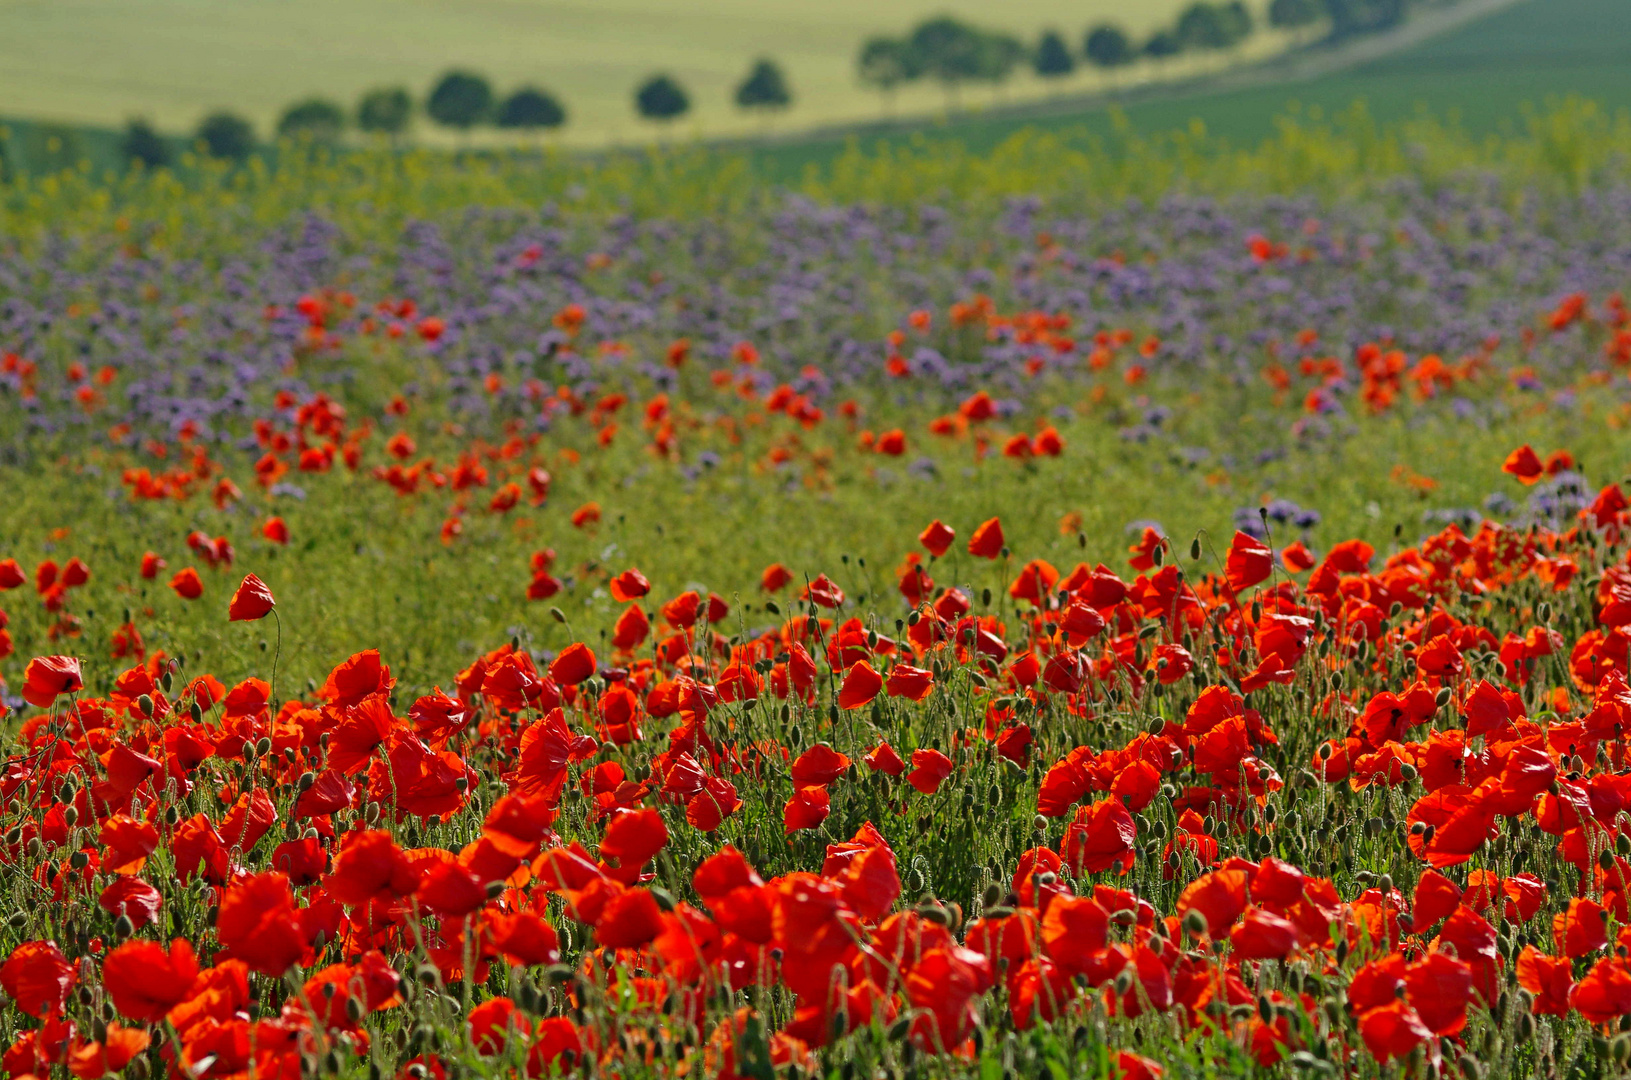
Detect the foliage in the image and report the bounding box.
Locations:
[496,88,567,132]
[1084,24,1137,70]
[635,74,691,123]
[120,118,172,170]
[356,87,413,139]
[277,98,347,144]
[194,112,255,161]
[1032,30,1076,80]
[427,71,495,132]
[734,59,792,112]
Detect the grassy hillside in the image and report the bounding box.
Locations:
[0,0,1286,147]
[746,0,1631,178]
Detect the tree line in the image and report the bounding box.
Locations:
[119,0,1417,167]
[857,0,1408,110]
[123,62,794,166]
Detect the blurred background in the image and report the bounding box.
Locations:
[0,0,1625,176]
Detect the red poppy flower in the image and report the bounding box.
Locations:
[967,517,1005,559]
[919,520,956,557]
[761,563,793,592]
[1517,945,1574,1015]
[324,829,417,908]
[906,748,953,794]
[227,573,275,621]
[169,567,203,600]
[102,938,198,1021]
[865,742,906,776]
[1230,908,1299,960]
[549,642,596,685]
[1358,1000,1434,1063]
[1176,869,1248,936]
[0,558,23,589]
[1502,443,1544,484]
[1555,896,1609,958]
[98,877,163,929]
[21,654,83,708]
[803,575,845,609]
[837,660,883,709]
[1,940,74,1017]
[595,888,664,948]
[1224,531,1274,592]
[885,664,934,701]
[262,516,290,544]
[783,787,831,834]
[792,744,851,787]
[599,808,669,884]
[609,568,650,602]
[1570,957,1631,1024]
[67,1024,149,1079]
[216,872,306,976]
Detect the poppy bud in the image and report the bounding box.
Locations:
[765,600,780,615]
[137,694,154,717]
[549,607,566,623]
[298,771,315,791]
[161,671,174,693]
[1399,763,1418,781]
[64,806,78,828]
[113,913,134,939]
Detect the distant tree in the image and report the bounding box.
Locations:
[1326,0,1405,38]
[427,71,494,133]
[497,87,567,133]
[1144,29,1184,64]
[121,118,172,169]
[196,112,255,161]
[735,59,792,113]
[277,98,346,144]
[1176,3,1237,51]
[635,74,690,124]
[1084,24,1136,70]
[975,32,1027,99]
[857,37,921,115]
[908,16,987,109]
[357,87,413,141]
[1032,30,1076,80]
[1270,0,1323,28]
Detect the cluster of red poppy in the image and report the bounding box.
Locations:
[6,448,1631,1077]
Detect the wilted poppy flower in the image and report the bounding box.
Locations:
[968,517,1005,559]
[170,567,203,600]
[228,573,275,621]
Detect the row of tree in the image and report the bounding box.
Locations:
[857,0,1406,109]
[124,62,797,166]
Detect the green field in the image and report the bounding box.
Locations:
[0,0,1281,148]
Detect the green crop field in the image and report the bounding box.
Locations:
[0,0,1292,148]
